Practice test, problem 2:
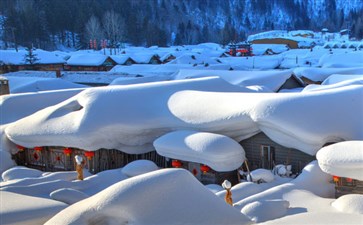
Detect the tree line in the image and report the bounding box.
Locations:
[0,0,362,51]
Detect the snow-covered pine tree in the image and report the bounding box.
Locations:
[24,46,39,65]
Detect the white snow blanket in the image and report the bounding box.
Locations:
[121,160,159,177]
[233,161,335,210]
[241,199,289,223]
[332,194,363,214]
[66,54,108,66]
[4,79,363,156]
[45,169,252,225]
[293,67,363,82]
[0,191,67,225]
[4,76,87,94]
[154,130,245,171]
[316,141,363,181]
[318,51,363,68]
[0,49,65,65]
[247,169,275,183]
[218,55,282,70]
[172,69,296,92]
[321,74,363,85]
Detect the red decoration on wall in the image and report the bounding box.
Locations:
[16,145,25,151]
[63,148,72,156]
[200,164,210,174]
[84,151,95,160]
[171,160,182,168]
[34,146,42,152]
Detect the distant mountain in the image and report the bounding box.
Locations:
[0,0,362,50]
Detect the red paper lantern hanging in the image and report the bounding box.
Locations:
[34,146,42,152]
[333,175,340,183]
[171,160,182,168]
[346,177,353,183]
[63,147,72,156]
[84,151,95,160]
[200,164,210,174]
[16,145,25,151]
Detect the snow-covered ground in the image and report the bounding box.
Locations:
[1,41,363,225]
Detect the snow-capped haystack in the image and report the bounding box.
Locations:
[247,169,275,183]
[316,141,363,181]
[241,199,290,223]
[121,160,159,177]
[154,130,245,171]
[318,52,363,68]
[331,194,363,214]
[1,166,43,182]
[222,180,232,189]
[4,77,256,153]
[45,169,252,225]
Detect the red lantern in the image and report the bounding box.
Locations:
[200,164,210,174]
[34,146,42,152]
[84,151,95,160]
[346,177,353,183]
[63,147,72,156]
[172,160,182,168]
[16,145,25,151]
[333,175,340,183]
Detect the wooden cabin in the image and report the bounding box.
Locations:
[240,132,315,175]
[64,55,117,71]
[333,176,363,198]
[251,38,300,49]
[13,145,239,185]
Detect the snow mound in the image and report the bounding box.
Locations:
[6,77,86,94]
[241,199,290,223]
[332,194,363,214]
[318,52,363,68]
[317,141,363,180]
[0,151,16,178]
[154,130,245,171]
[50,188,89,205]
[1,166,43,181]
[234,161,335,210]
[45,169,252,225]
[205,184,224,193]
[248,169,275,183]
[121,160,159,177]
[0,191,67,225]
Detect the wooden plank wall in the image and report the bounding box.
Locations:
[240,132,315,174]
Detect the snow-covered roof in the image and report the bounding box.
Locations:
[318,52,363,68]
[4,77,362,156]
[66,54,110,66]
[109,55,134,65]
[172,69,298,92]
[0,49,66,65]
[129,53,160,64]
[317,141,363,180]
[251,44,289,55]
[154,130,246,171]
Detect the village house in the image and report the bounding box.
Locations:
[64,54,117,71]
[0,49,65,74]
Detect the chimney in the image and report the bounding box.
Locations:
[0,77,10,95]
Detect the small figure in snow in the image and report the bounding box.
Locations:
[222,180,233,206]
[75,155,85,180]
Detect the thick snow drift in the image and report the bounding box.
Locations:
[0,191,67,225]
[154,130,245,171]
[332,194,363,214]
[121,160,159,177]
[241,199,290,223]
[172,69,297,92]
[316,141,363,180]
[5,80,363,156]
[45,169,252,225]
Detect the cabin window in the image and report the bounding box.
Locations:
[260,145,275,169]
